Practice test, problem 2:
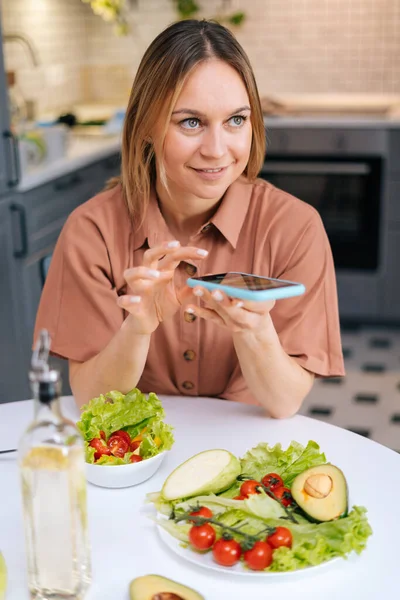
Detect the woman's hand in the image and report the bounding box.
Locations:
[117,241,208,335]
[186,286,275,337]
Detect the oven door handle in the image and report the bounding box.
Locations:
[261,161,371,176]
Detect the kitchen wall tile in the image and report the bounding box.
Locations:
[1,0,399,114]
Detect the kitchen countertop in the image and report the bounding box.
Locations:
[15,111,400,194]
[264,115,400,129]
[16,134,121,193]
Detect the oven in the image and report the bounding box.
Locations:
[258,125,400,323]
[259,155,383,271]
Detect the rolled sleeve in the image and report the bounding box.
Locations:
[33,209,124,362]
[271,211,345,378]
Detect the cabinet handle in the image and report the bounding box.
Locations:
[3,130,21,187]
[10,203,28,258]
[54,173,82,191]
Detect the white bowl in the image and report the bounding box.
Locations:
[86,452,166,489]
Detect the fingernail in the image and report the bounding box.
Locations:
[186,307,196,314]
[236,301,244,308]
[212,290,224,301]
[196,249,208,257]
[166,240,180,248]
[129,296,141,304]
[193,288,204,297]
[147,269,160,278]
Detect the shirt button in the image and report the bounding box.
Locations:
[184,311,197,323]
[185,263,197,276]
[183,349,196,361]
[201,223,212,233]
[182,380,194,390]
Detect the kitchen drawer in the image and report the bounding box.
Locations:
[266,128,388,156]
[336,272,379,320]
[384,178,400,223]
[388,130,400,174]
[380,230,400,319]
[10,153,120,256]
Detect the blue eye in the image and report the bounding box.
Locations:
[229,115,247,127]
[181,118,200,130]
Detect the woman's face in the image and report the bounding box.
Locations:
[154,59,253,202]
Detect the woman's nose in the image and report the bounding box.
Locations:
[200,127,226,159]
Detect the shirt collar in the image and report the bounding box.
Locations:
[209,176,252,249]
[133,176,252,251]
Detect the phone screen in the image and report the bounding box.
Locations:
[193,273,297,291]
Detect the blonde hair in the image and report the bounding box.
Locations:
[108,19,266,224]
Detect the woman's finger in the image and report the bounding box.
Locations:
[142,241,208,271]
[123,266,170,284]
[184,305,225,327]
[117,294,142,310]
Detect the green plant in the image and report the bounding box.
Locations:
[81,0,130,36]
[82,0,246,36]
[174,0,246,25]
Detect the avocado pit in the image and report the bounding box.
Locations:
[304,474,333,499]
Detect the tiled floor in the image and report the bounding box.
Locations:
[299,325,400,452]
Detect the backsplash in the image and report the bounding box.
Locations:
[1,0,399,115]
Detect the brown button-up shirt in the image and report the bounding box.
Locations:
[34,176,345,404]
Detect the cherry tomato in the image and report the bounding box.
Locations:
[99,430,106,440]
[261,473,284,492]
[212,538,242,567]
[189,524,216,551]
[267,526,293,549]
[233,495,246,501]
[189,506,213,522]
[243,541,273,571]
[130,439,141,452]
[273,486,294,507]
[239,480,261,498]
[89,437,111,461]
[109,430,131,446]
[129,454,143,463]
[107,436,129,458]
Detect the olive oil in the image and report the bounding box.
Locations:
[19,330,91,599]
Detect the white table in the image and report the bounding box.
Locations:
[1,395,399,600]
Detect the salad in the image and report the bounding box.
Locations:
[148,440,372,572]
[77,388,174,465]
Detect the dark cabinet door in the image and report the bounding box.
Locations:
[9,154,121,400]
[0,198,28,403]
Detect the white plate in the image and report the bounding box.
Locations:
[156,520,341,578]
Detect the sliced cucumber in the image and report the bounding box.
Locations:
[0,553,6,600]
[161,449,241,501]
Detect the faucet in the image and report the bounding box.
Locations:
[3,32,40,67]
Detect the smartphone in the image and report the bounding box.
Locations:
[186,272,306,302]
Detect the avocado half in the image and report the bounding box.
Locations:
[291,464,348,522]
[130,575,204,600]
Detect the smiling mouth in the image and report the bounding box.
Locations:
[191,167,227,173]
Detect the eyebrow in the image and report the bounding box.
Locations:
[171,105,251,117]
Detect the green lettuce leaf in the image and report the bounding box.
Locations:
[77,389,165,441]
[154,505,372,571]
[240,440,326,486]
[77,388,174,464]
[269,506,372,571]
[140,419,175,458]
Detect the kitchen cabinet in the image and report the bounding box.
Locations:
[0,15,19,196]
[1,153,120,403]
[0,197,27,403]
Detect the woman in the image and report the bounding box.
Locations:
[34,19,345,416]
